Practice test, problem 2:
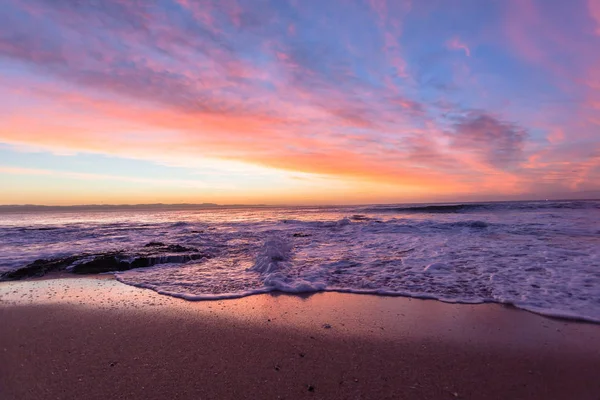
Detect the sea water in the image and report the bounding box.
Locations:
[0,200,599,322]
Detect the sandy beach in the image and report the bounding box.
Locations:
[1,276,599,400]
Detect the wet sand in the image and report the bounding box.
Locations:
[1,277,599,399]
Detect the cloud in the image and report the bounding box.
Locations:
[0,0,599,201]
[446,37,471,57]
[450,111,527,169]
[590,0,600,35]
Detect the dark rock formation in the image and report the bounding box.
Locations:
[0,256,80,280]
[144,241,166,248]
[165,244,196,253]
[71,252,207,274]
[143,242,196,252]
[292,233,312,237]
[70,254,131,274]
[1,244,209,281]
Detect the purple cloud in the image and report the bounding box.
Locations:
[450,111,528,169]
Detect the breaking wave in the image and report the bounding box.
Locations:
[363,200,600,214]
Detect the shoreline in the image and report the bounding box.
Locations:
[2,276,600,399]
[113,277,600,325]
[6,272,600,325]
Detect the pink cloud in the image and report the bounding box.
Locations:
[503,0,545,64]
[546,128,565,144]
[446,37,471,57]
[590,0,600,34]
[0,78,472,193]
[369,0,412,80]
[449,111,527,169]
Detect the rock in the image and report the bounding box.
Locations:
[143,241,166,248]
[0,256,81,281]
[129,257,151,269]
[3,243,209,280]
[143,242,197,253]
[71,254,130,274]
[165,244,197,253]
[307,385,315,392]
[322,323,332,329]
[73,252,208,274]
[292,233,311,237]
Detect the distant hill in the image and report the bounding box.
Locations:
[0,203,269,212]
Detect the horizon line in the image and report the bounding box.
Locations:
[1,197,598,211]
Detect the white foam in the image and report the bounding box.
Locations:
[264,274,326,293]
[249,237,291,273]
[423,262,452,273]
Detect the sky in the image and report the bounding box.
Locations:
[1,0,599,205]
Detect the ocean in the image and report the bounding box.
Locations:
[1,200,599,322]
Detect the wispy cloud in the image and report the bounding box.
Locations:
[450,111,527,169]
[590,0,600,35]
[0,0,599,202]
[446,37,471,57]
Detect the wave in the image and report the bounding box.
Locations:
[443,220,489,228]
[364,203,490,213]
[363,200,600,214]
[249,237,291,273]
